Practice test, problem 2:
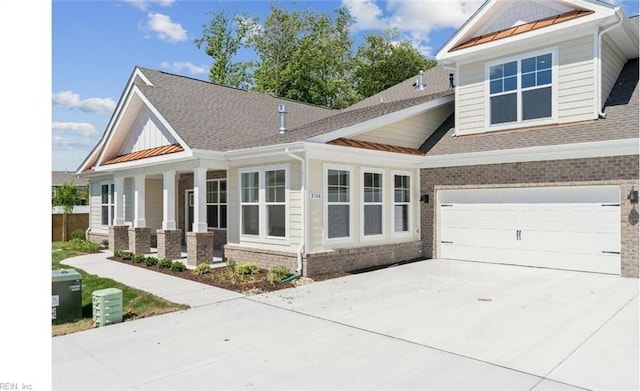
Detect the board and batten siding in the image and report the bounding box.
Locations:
[352,103,454,148]
[456,35,597,136]
[601,36,627,108]
[120,106,179,155]
[226,160,303,251]
[144,178,163,231]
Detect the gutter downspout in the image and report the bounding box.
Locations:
[285,148,305,275]
[597,8,623,118]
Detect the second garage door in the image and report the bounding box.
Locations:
[438,186,621,275]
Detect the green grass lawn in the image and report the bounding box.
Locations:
[52,241,189,336]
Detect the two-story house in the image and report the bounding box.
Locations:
[77,0,638,278]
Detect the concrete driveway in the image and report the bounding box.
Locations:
[53,257,639,390]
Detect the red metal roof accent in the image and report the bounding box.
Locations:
[102,144,184,165]
[450,10,594,52]
[328,138,424,155]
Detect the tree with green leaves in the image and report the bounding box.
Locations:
[354,29,437,99]
[194,10,255,89]
[52,182,87,241]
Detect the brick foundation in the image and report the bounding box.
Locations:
[421,155,639,278]
[224,242,423,277]
[129,227,151,255]
[186,231,215,266]
[157,229,182,260]
[109,226,129,252]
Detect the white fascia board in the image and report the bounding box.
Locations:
[305,142,424,168]
[92,150,195,173]
[308,95,454,143]
[225,142,306,162]
[422,138,639,168]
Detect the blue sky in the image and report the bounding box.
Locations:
[50,0,638,172]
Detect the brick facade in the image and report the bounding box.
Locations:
[108,225,129,252]
[129,227,151,255]
[186,231,215,266]
[157,229,182,260]
[420,155,639,278]
[224,241,423,277]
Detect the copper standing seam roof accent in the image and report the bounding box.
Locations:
[328,138,424,156]
[450,9,594,52]
[102,144,184,165]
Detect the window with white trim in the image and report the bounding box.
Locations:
[100,183,114,226]
[393,174,410,233]
[362,170,383,237]
[240,165,288,239]
[488,51,554,126]
[206,179,227,229]
[327,167,351,239]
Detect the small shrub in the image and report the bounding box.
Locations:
[157,258,173,268]
[170,261,186,273]
[70,229,86,241]
[132,254,145,264]
[144,257,158,267]
[236,262,259,276]
[120,251,134,261]
[64,238,99,253]
[101,239,109,248]
[114,249,123,258]
[226,258,237,271]
[192,263,211,276]
[267,265,293,285]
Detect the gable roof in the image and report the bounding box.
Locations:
[421,58,639,156]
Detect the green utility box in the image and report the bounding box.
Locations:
[92,288,123,327]
[52,269,82,324]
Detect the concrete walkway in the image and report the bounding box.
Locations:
[53,253,639,390]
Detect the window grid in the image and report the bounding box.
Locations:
[363,172,383,237]
[393,175,410,233]
[327,168,351,239]
[206,179,227,229]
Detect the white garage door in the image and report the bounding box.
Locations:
[438,186,621,275]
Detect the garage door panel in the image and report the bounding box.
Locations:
[438,186,621,275]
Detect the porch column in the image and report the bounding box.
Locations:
[192,167,207,232]
[157,170,181,260]
[113,176,125,226]
[130,174,150,254]
[162,170,177,230]
[187,167,214,266]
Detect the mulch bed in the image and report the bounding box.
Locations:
[107,255,348,295]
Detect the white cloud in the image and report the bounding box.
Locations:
[52,122,97,137]
[52,91,116,114]
[123,0,174,11]
[343,0,484,55]
[160,61,208,75]
[142,12,187,42]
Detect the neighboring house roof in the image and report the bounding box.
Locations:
[421,58,639,156]
[52,171,88,186]
[450,9,594,52]
[135,67,335,152]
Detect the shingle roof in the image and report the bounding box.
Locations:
[52,171,88,186]
[135,68,334,151]
[421,58,639,156]
[450,10,594,52]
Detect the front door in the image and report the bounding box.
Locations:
[185,190,194,234]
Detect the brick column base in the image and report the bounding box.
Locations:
[157,229,182,260]
[109,226,129,252]
[129,227,151,255]
[186,231,214,267]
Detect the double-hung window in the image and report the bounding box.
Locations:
[326,165,351,240]
[362,169,383,237]
[240,165,288,240]
[206,179,227,229]
[393,173,411,234]
[100,182,115,226]
[488,50,554,126]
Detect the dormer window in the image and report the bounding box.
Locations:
[487,49,556,128]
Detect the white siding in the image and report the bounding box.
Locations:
[476,0,570,37]
[89,180,105,231]
[352,103,454,148]
[601,36,626,108]
[124,178,134,224]
[455,35,596,135]
[557,35,596,123]
[120,107,178,154]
